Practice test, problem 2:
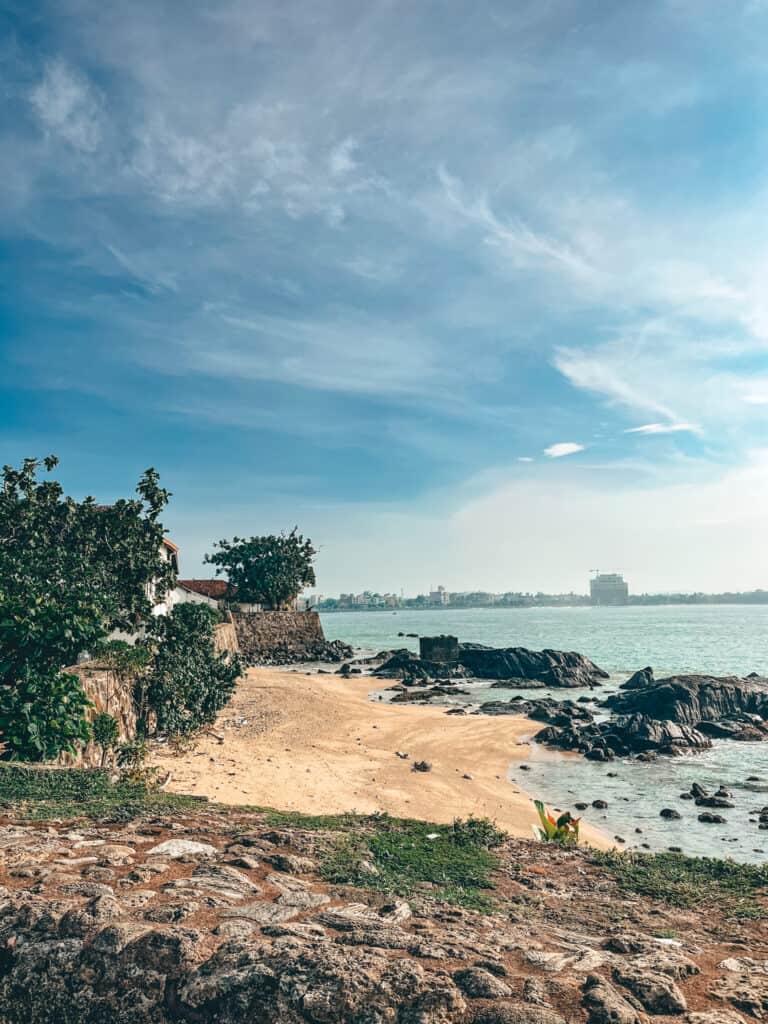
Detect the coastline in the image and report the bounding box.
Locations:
[152,665,611,849]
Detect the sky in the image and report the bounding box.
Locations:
[3,0,768,595]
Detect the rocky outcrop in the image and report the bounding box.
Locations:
[537,670,768,759]
[374,645,608,688]
[606,672,768,728]
[0,810,760,1023]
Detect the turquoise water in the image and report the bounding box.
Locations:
[320,604,768,677]
[320,606,768,862]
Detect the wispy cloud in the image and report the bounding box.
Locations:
[625,422,700,435]
[29,59,103,152]
[544,442,585,458]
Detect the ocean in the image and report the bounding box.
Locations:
[319,605,768,862]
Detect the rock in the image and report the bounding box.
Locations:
[710,971,768,1019]
[592,800,608,809]
[685,1013,747,1023]
[472,1006,566,1024]
[661,808,682,819]
[695,796,735,808]
[582,973,643,1024]
[621,667,655,690]
[613,964,688,1013]
[265,853,317,874]
[146,839,217,860]
[453,967,513,998]
[698,813,727,824]
[412,761,432,773]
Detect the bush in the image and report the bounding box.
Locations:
[92,712,119,766]
[140,603,241,737]
[0,672,92,762]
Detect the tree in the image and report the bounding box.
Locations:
[204,529,317,609]
[138,603,241,736]
[0,456,173,760]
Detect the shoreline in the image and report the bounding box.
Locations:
[152,666,611,848]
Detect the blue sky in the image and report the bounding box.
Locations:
[3,0,768,593]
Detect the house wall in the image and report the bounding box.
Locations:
[230,610,325,662]
[172,585,219,608]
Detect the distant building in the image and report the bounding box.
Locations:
[429,585,449,606]
[590,572,629,605]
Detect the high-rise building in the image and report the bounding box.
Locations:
[589,572,629,605]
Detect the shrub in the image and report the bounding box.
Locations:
[92,712,119,766]
[0,672,92,762]
[139,603,241,737]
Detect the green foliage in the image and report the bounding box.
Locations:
[204,528,316,609]
[321,816,502,910]
[92,712,119,766]
[534,799,580,845]
[0,672,92,761]
[0,456,172,760]
[139,603,241,737]
[0,763,204,822]
[592,849,768,919]
[92,639,152,678]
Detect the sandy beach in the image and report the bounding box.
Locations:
[152,667,610,847]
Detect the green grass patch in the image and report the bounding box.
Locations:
[592,849,768,920]
[0,763,205,822]
[320,816,506,911]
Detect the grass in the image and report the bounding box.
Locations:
[0,763,205,822]
[319,816,506,911]
[592,848,768,920]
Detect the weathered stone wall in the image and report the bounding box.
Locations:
[61,661,139,766]
[419,635,459,664]
[213,620,240,658]
[230,610,353,664]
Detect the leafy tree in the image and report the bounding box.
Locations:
[0,456,173,760]
[204,528,317,609]
[138,603,241,737]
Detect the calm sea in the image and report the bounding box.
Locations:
[319,606,768,862]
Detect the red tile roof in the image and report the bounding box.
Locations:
[178,579,231,599]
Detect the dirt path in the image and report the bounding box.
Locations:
[152,667,610,846]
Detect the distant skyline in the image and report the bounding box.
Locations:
[3,1,768,593]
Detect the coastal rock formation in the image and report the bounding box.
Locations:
[537,670,768,759]
[607,671,768,728]
[374,644,608,688]
[0,809,762,1023]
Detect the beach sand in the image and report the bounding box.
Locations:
[152,667,610,847]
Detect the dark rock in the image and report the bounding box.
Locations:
[592,800,608,809]
[412,761,432,773]
[698,813,727,824]
[621,667,655,690]
[660,808,682,820]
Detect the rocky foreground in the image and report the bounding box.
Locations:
[0,806,766,1023]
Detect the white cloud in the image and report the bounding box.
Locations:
[329,138,358,176]
[625,423,699,435]
[517,456,534,462]
[543,442,584,458]
[29,59,102,152]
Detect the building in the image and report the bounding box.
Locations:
[428,585,449,606]
[589,572,629,605]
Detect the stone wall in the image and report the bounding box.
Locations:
[213,620,240,658]
[62,661,139,766]
[231,610,324,662]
